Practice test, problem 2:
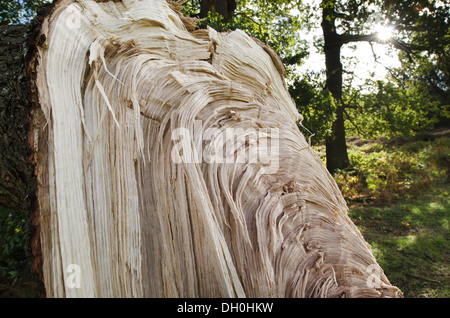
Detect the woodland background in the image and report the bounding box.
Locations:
[0,0,449,297]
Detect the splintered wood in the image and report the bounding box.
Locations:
[31,0,402,297]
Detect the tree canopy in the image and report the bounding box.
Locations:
[1,0,449,169]
[0,0,45,25]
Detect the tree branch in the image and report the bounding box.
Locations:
[343,108,362,136]
[368,41,402,81]
[235,12,264,38]
[340,33,377,44]
[334,12,353,22]
[340,33,429,55]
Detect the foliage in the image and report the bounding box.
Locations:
[380,0,450,126]
[293,74,446,146]
[299,0,449,171]
[0,0,448,297]
[319,134,450,297]
[348,185,450,298]
[381,0,450,52]
[0,0,45,25]
[327,136,450,207]
[0,207,31,285]
[344,81,445,139]
[288,74,336,143]
[317,0,379,34]
[313,134,450,298]
[3,0,447,143]
[183,0,309,65]
[391,50,450,126]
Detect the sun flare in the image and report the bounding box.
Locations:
[375,25,395,42]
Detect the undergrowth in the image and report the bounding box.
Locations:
[1,135,449,298]
[349,185,449,298]
[315,135,450,208]
[314,135,450,298]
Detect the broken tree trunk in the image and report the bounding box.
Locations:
[23,0,402,297]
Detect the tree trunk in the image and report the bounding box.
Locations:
[321,1,350,173]
[200,0,236,21]
[0,25,36,214]
[325,106,349,173]
[0,23,44,291]
[9,0,401,298]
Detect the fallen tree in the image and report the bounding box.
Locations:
[8,0,402,297]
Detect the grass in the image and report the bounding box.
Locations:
[1,134,449,298]
[314,134,450,298]
[0,206,40,297]
[349,186,449,298]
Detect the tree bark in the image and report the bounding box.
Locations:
[0,23,45,293]
[0,25,36,214]
[200,0,236,22]
[321,1,350,174]
[3,0,402,298]
[319,1,433,174]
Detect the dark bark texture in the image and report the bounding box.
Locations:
[0,25,36,214]
[321,3,350,174]
[200,0,237,22]
[0,23,46,296]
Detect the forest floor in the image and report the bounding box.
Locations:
[348,185,449,297]
[315,131,450,298]
[0,132,449,298]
